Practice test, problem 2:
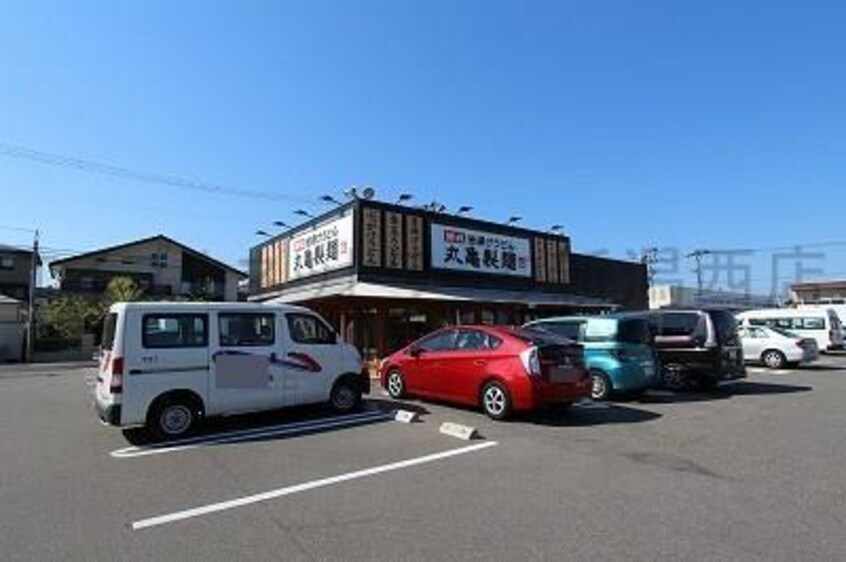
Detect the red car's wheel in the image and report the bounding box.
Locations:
[386,369,406,399]
[481,381,511,421]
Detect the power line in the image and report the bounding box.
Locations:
[705,241,846,254]
[0,141,317,206]
[0,223,38,234]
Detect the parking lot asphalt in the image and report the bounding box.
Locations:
[1,357,845,561]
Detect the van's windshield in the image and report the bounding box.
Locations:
[101,313,118,351]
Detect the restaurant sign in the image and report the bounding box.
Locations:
[430,223,532,277]
[288,214,354,280]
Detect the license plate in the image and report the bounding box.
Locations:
[549,366,579,382]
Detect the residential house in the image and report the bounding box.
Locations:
[50,235,246,301]
[790,280,846,305]
[0,295,24,361]
[0,243,39,302]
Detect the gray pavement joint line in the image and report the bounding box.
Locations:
[131,440,499,530]
[111,411,394,459]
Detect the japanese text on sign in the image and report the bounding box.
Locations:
[361,208,383,267]
[385,211,403,269]
[405,215,424,271]
[288,214,354,280]
[430,224,531,277]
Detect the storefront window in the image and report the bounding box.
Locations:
[496,310,511,326]
[459,310,475,324]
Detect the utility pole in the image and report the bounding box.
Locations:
[686,249,710,296]
[25,229,39,363]
[640,247,659,287]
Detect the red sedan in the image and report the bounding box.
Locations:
[379,325,591,420]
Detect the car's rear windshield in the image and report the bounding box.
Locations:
[534,321,582,340]
[706,310,740,345]
[656,312,701,336]
[101,313,118,350]
[509,327,575,346]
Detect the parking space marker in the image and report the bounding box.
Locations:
[439,422,477,440]
[132,440,499,530]
[111,410,393,459]
[394,410,419,424]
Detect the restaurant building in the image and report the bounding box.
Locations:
[249,199,647,361]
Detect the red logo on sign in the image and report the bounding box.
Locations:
[444,230,466,244]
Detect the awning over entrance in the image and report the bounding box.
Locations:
[261,276,616,309]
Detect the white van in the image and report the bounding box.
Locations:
[736,308,844,353]
[794,303,846,327]
[95,302,368,438]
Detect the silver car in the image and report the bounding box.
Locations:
[738,325,819,369]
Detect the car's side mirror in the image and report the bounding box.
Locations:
[409,346,425,358]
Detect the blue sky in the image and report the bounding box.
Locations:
[1,0,844,294]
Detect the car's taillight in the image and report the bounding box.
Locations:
[110,357,124,394]
[520,347,543,377]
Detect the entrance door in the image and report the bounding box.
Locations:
[209,312,283,416]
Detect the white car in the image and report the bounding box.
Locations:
[738,325,819,369]
[95,302,368,438]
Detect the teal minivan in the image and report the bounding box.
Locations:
[524,316,658,400]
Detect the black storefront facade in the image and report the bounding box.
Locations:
[249,199,647,362]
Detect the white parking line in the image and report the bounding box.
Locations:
[111,410,393,459]
[132,440,498,530]
[748,368,790,375]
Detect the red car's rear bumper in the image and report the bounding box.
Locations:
[516,372,592,410]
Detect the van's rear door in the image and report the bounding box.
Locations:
[96,312,120,398]
[706,310,745,378]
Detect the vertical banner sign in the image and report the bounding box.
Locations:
[534,238,547,283]
[557,239,570,284]
[261,245,270,288]
[361,208,383,267]
[275,239,288,285]
[546,239,558,283]
[430,224,531,277]
[405,215,424,271]
[269,242,277,286]
[288,214,355,280]
[385,211,404,269]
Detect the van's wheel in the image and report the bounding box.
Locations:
[661,364,687,391]
[762,350,786,369]
[330,378,362,413]
[590,370,613,401]
[148,397,198,439]
[481,381,511,421]
[386,369,406,399]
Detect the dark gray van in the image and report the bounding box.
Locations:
[625,309,746,389]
